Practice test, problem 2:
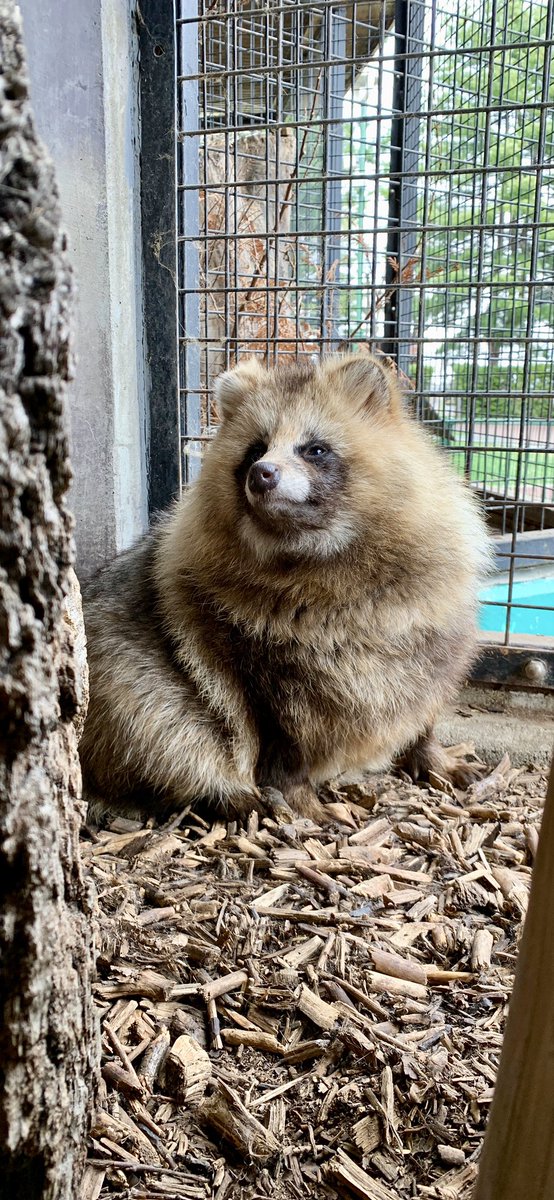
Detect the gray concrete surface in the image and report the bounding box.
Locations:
[21,0,148,579]
[437,685,554,770]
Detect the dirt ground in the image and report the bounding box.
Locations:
[81,754,547,1200]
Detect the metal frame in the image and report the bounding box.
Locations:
[139,0,181,512]
[384,0,425,375]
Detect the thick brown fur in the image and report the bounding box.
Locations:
[80,354,490,823]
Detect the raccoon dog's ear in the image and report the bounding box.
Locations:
[321,353,401,419]
[214,359,266,420]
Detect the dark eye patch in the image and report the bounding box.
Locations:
[235,439,268,490]
[243,440,268,468]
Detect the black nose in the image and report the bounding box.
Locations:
[248,461,281,494]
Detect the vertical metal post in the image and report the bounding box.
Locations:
[384,0,425,372]
[177,0,202,484]
[138,0,181,512]
[322,5,347,350]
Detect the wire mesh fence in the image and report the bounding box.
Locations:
[175,0,554,680]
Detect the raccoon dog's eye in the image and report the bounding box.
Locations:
[299,442,330,462]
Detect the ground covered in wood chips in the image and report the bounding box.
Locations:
[81,754,547,1200]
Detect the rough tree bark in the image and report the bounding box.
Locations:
[0,4,99,1197]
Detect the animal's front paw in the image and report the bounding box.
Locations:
[282,782,330,823]
[439,746,485,789]
[260,786,295,822]
[397,730,485,792]
[260,783,330,823]
[205,787,266,823]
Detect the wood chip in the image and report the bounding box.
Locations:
[221,1028,284,1055]
[471,929,494,971]
[202,970,249,1002]
[327,1148,400,1199]
[165,1034,212,1104]
[370,947,427,985]
[80,1165,106,1200]
[280,934,325,968]
[138,1028,171,1092]
[353,1114,382,1154]
[296,983,339,1030]
[200,1081,280,1159]
[366,971,427,1000]
[252,883,289,910]
[351,875,394,897]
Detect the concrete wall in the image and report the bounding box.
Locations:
[20,0,149,579]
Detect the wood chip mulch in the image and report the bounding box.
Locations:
[81,751,546,1200]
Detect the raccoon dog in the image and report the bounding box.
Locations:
[81,354,490,823]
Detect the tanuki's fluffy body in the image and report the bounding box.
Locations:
[80,355,490,821]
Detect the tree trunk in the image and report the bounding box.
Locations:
[473,757,554,1200]
[0,4,99,1197]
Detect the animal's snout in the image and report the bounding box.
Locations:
[248,461,281,494]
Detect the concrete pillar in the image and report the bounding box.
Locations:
[20,0,149,580]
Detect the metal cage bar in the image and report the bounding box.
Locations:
[139,0,181,512]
